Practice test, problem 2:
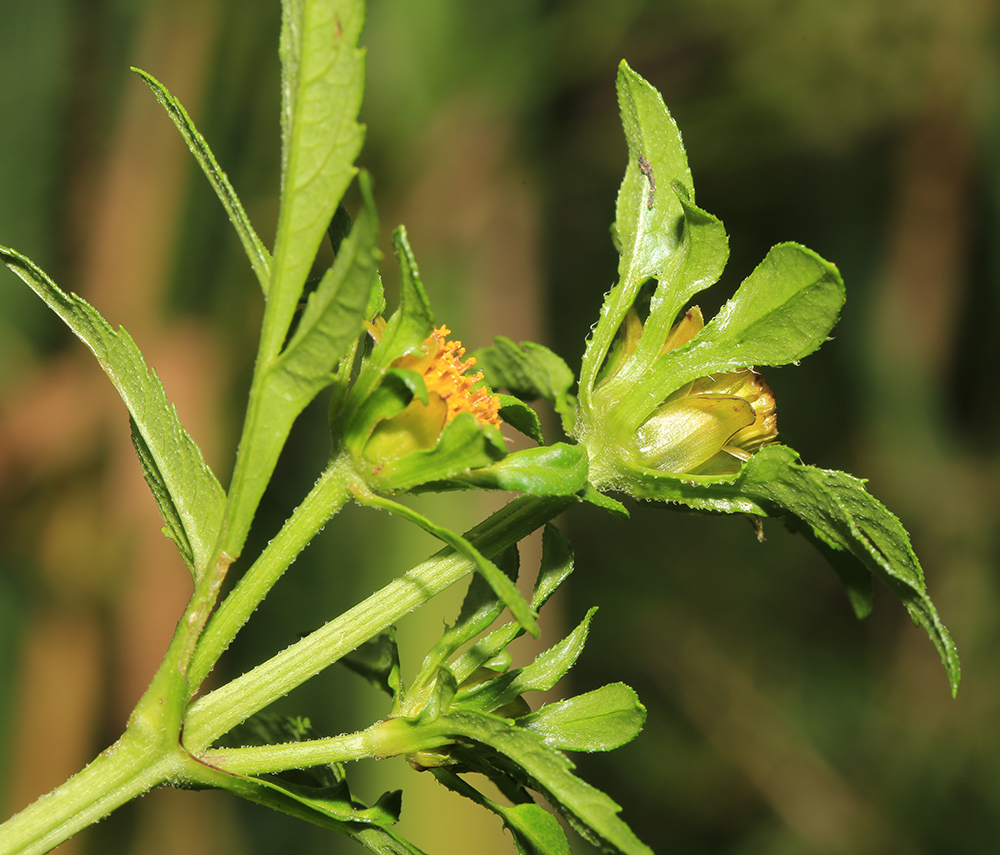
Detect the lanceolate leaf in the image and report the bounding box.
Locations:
[271,172,380,409]
[518,683,646,753]
[409,711,654,855]
[0,247,226,579]
[207,771,426,855]
[739,445,961,695]
[271,0,366,353]
[131,68,272,294]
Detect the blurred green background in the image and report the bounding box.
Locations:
[2,1,999,853]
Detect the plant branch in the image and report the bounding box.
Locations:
[182,495,574,754]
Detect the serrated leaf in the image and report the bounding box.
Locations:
[519,683,646,753]
[131,67,271,293]
[740,445,960,695]
[1,247,226,578]
[457,607,597,712]
[271,171,380,408]
[272,0,366,346]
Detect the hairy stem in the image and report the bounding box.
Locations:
[182,495,573,754]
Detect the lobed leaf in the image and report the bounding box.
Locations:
[0,246,226,579]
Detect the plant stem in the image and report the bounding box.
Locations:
[201,730,376,775]
[188,456,357,690]
[182,495,573,754]
[0,728,193,855]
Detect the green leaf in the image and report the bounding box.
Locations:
[131,67,271,293]
[474,338,578,434]
[271,0,366,352]
[580,60,694,401]
[618,242,845,431]
[740,445,960,695]
[354,490,539,637]
[0,247,226,579]
[613,60,692,285]
[209,771,426,855]
[370,412,506,492]
[431,769,571,855]
[449,526,576,686]
[457,608,597,712]
[460,444,590,497]
[404,711,654,855]
[375,227,435,367]
[627,189,730,377]
[519,683,646,753]
[271,171,380,409]
[340,629,402,699]
[496,394,545,444]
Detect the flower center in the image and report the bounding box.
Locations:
[396,326,503,427]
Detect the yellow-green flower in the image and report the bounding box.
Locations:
[363,323,503,464]
[614,306,777,476]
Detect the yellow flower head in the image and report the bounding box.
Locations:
[363,324,503,464]
[394,326,503,428]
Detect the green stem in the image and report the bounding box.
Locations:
[188,456,357,691]
[201,730,376,775]
[0,727,196,855]
[182,495,573,754]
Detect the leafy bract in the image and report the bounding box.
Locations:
[474,338,577,434]
[519,683,645,753]
[392,711,654,855]
[0,246,225,579]
[131,68,271,293]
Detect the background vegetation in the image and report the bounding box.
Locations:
[1,1,998,852]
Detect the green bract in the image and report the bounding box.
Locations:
[566,61,959,696]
